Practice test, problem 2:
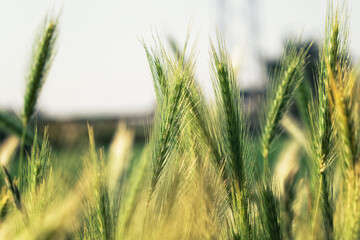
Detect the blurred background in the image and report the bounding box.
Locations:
[0,0,360,148]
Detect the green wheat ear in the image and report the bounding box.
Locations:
[23,15,58,126]
[261,43,308,177]
[18,14,58,174]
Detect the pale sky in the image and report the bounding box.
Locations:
[0,0,359,118]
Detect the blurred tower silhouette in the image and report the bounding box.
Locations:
[216,0,266,90]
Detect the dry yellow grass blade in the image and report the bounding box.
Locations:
[282,116,309,155]
[108,123,134,188]
[274,139,301,196]
[0,137,19,166]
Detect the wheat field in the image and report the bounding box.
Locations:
[0,1,359,239]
